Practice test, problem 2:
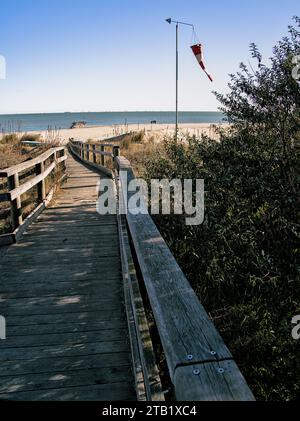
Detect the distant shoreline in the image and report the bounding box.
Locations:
[31,122,229,144]
[0,111,225,133]
[0,110,221,116]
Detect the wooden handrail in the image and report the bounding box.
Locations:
[0,146,67,245]
[114,156,255,401]
[68,139,119,176]
[71,141,117,148]
[0,146,65,177]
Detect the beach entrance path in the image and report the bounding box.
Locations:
[0,153,136,401]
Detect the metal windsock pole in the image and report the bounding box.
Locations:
[166,18,194,142]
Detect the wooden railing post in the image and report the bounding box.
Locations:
[113,146,120,169]
[61,148,67,173]
[7,173,22,230]
[100,145,105,166]
[36,161,46,202]
[113,146,120,159]
[86,144,90,162]
[92,144,97,164]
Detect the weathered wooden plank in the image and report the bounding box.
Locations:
[20,231,119,240]
[0,271,121,284]
[24,225,119,235]
[0,272,121,285]
[0,283,122,298]
[35,216,114,223]
[0,366,133,394]
[29,220,117,228]
[16,236,119,245]
[3,245,119,257]
[4,243,118,254]
[0,353,131,377]
[0,329,127,349]
[0,286,122,302]
[0,300,122,316]
[4,247,120,260]
[174,361,254,401]
[0,260,121,275]
[5,319,126,336]
[3,248,120,262]
[1,263,120,276]
[0,293,123,311]
[6,310,125,327]
[0,382,135,401]
[46,203,98,210]
[17,238,119,248]
[0,340,130,360]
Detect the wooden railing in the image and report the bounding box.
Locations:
[68,137,255,401]
[115,157,255,401]
[0,147,67,245]
[69,138,119,176]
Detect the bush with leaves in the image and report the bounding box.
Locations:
[142,18,300,400]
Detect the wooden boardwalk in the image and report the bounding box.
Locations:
[0,153,136,401]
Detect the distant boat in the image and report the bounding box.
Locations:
[70,121,86,129]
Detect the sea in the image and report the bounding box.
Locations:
[0,111,225,132]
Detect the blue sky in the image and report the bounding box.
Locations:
[0,0,298,114]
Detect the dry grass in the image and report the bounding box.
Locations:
[0,133,53,235]
[44,126,61,145]
[86,131,161,175]
[0,133,52,170]
[119,131,163,175]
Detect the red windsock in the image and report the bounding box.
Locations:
[191,44,213,82]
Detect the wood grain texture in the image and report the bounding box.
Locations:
[0,153,135,401]
[174,361,255,401]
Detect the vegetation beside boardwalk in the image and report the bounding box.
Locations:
[125,18,300,400]
[0,133,53,235]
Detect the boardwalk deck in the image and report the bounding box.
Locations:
[0,153,136,401]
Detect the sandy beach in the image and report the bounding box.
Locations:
[32,122,227,144]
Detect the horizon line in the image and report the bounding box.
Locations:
[0,110,221,116]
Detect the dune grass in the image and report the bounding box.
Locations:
[0,133,53,235]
